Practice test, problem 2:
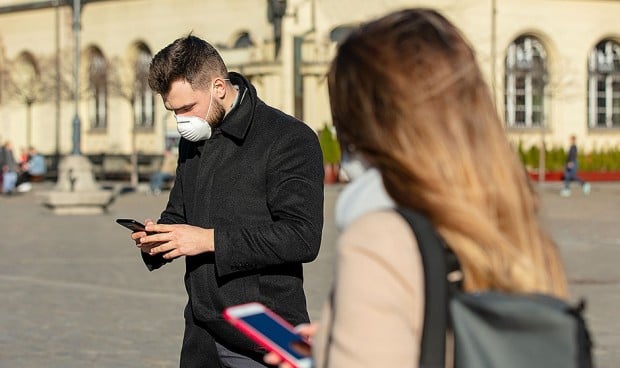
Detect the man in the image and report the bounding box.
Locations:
[130,35,324,367]
[561,135,590,197]
[16,146,47,192]
[148,147,177,195]
[1,141,18,195]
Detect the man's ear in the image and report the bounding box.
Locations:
[213,78,228,99]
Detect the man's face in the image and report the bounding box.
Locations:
[164,79,225,126]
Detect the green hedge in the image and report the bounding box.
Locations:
[517,142,620,171]
[318,124,341,165]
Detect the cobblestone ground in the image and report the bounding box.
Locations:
[0,181,617,367]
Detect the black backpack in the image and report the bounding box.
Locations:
[397,208,594,368]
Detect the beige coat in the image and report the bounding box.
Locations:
[313,210,425,367]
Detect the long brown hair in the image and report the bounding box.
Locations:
[328,8,567,297]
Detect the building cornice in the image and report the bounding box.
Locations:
[0,0,112,15]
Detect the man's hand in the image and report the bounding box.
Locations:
[132,219,215,260]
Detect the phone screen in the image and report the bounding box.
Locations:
[238,312,307,360]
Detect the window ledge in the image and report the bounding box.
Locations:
[133,126,155,133]
[588,127,620,133]
[506,126,551,134]
[88,127,107,134]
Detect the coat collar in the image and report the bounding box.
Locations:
[219,72,255,141]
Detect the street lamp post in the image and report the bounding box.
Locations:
[54,0,61,167]
[71,0,82,155]
[39,0,114,214]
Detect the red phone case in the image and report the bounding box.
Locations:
[223,303,310,368]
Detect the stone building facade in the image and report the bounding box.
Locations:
[1,0,619,166]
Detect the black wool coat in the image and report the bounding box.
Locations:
[142,72,324,366]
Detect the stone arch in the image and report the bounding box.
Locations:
[84,45,108,129]
[504,33,550,128]
[587,37,620,128]
[128,40,154,127]
[10,50,41,103]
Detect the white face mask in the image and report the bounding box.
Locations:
[176,115,212,141]
[175,81,222,142]
[341,151,369,182]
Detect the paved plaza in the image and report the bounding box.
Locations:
[0,180,618,367]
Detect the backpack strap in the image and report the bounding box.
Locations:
[396,208,449,368]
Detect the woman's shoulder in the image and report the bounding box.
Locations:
[339,210,419,257]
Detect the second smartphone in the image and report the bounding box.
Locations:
[223,302,313,368]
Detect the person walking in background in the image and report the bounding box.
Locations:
[148,147,177,195]
[126,35,324,367]
[561,135,590,197]
[265,8,570,367]
[1,141,19,195]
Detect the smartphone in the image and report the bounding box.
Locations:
[116,218,150,233]
[223,302,313,368]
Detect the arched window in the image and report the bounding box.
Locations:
[10,52,40,102]
[587,39,620,128]
[505,35,548,127]
[133,43,154,128]
[11,52,41,146]
[88,47,108,129]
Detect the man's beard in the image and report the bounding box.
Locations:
[208,101,227,128]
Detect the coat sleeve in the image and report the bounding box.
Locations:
[214,124,324,277]
[141,149,185,271]
[322,211,424,368]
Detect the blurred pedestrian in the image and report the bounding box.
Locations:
[16,146,47,192]
[561,135,590,197]
[1,141,18,195]
[18,146,29,172]
[148,148,177,195]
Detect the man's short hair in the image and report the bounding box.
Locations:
[148,35,228,95]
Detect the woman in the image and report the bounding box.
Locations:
[266,8,568,367]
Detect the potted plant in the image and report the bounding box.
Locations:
[318,124,341,184]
